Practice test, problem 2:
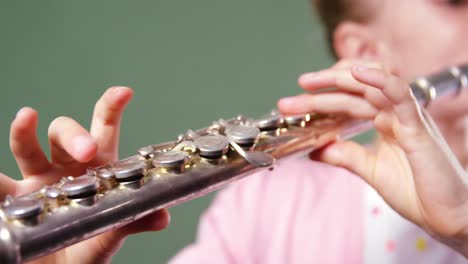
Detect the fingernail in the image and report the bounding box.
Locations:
[353,65,368,72]
[308,149,323,161]
[308,142,336,161]
[15,107,29,119]
[278,97,295,107]
[323,145,339,158]
[110,86,126,96]
[72,135,95,160]
[308,144,327,161]
[109,87,133,105]
[299,72,317,82]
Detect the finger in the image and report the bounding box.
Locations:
[93,209,170,258]
[373,110,396,137]
[65,209,170,263]
[48,116,98,164]
[299,68,368,94]
[310,140,378,189]
[15,176,67,196]
[333,59,400,75]
[332,59,384,70]
[90,86,134,163]
[298,68,390,109]
[9,107,51,176]
[104,209,170,242]
[278,93,378,119]
[118,209,170,235]
[0,172,17,198]
[351,65,425,130]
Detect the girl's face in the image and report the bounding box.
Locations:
[368,0,468,117]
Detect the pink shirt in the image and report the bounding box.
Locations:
[170,154,466,263]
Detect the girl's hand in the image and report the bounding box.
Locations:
[2,87,169,264]
[278,60,468,256]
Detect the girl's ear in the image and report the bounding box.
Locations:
[333,21,379,59]
[333,21,399,74]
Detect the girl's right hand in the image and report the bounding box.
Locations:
[2,87,169,264]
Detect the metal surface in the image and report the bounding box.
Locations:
[0,64,467,263]
[284,115,306,126]
[0,224,18,264]
[410,65,468,104]
[256,111,284,131]
[96,168,114,180]
[2,199,44,221]
[45,188,61,200]
[61,176,99,198]
[226,136,275,168]
[152,150,189,169]
[225,125,260,146]
[111,158,146,181]
[193,134,229,159]
[44,187,63,210]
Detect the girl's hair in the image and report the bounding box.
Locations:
[313,0,373,58]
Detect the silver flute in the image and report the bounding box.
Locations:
[1,65,468,263]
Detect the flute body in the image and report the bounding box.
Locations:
[0,65,467,263]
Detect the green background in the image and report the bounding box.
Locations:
[0,1,334,263]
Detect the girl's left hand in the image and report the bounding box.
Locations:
[278,59,468,256]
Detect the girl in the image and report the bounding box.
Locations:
[3,0,468,263]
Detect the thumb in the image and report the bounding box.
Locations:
[311,140,376,187]
[0,172,17,198]
[100,208,170,245]
[72,209,170,263]
[118,209,171,235]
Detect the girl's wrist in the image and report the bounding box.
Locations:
[434,224,468,258]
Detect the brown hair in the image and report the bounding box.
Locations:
[313,0,373,58]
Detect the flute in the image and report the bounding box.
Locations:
[0,65,467,263]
